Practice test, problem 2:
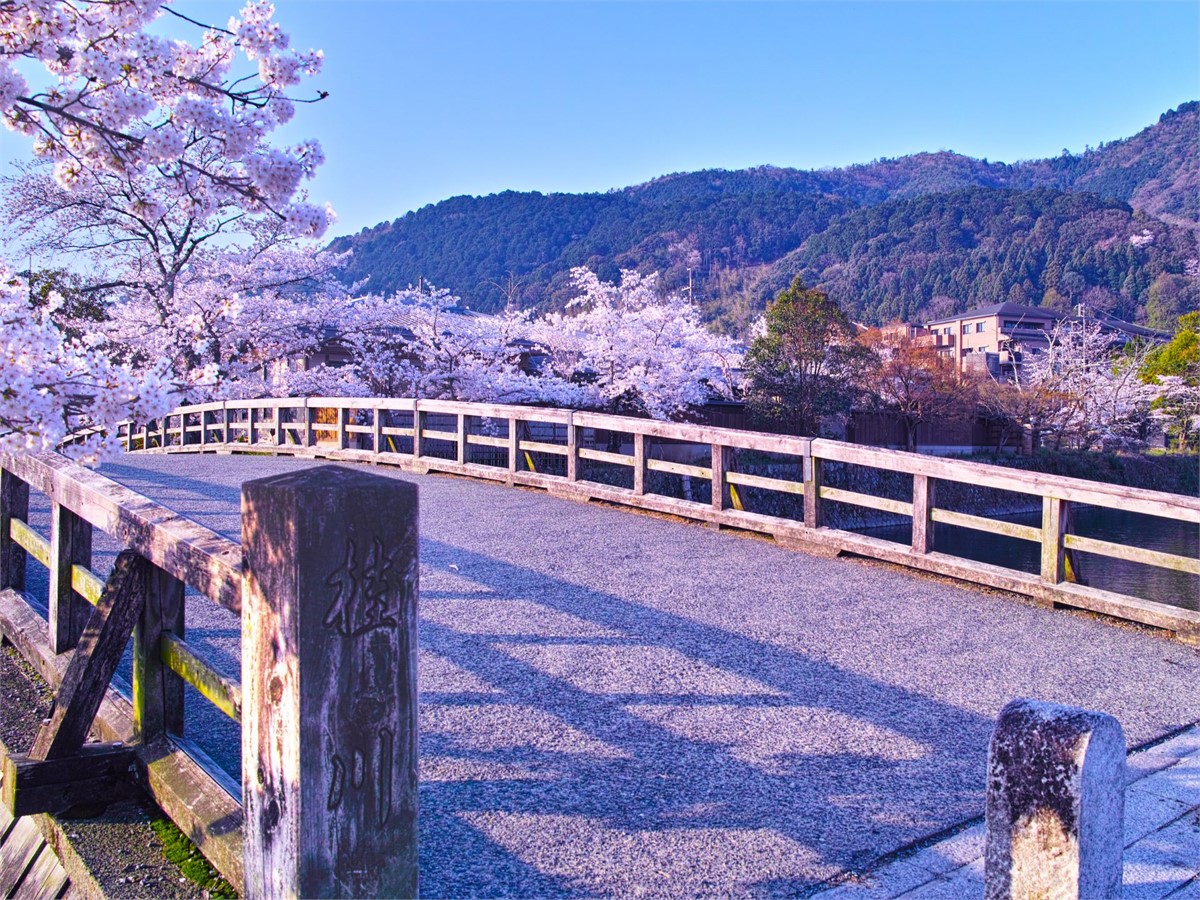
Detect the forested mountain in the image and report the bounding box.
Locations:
[329,102,1198,332]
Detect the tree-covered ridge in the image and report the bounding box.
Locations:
[329,102,1198,328]
[760,188,1198,327]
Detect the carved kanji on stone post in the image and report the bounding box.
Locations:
[241,466,419,899]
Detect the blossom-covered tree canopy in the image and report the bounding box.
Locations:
[2,0,330,236]
[1,1,331,455]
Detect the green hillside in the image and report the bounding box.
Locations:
[328,102,1199,331]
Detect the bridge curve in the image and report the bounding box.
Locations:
[69,451,1200,897]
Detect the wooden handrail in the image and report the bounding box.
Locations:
[102,395,1198,644]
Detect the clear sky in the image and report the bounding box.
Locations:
[3,1,1197,241]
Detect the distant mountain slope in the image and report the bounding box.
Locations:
[329,102,1199,329]
[758,187,1197,326]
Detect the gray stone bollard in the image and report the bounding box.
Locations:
[241,465,419,899]
[985,698,1125,900]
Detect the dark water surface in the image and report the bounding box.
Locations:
[868,506,1199,612]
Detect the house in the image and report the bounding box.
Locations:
[919,302,1060,374]
[916,302,1169,376]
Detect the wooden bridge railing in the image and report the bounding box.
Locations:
[0,450,420,897]
[2,396,1197,891]
[114,396,1200,644]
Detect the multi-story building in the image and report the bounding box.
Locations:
[919,302,1060,373]
[917,302,1168,376]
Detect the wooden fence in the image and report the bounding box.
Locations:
[119,396,1199,642]
[0,451,419,897]
[1,396,1196,894]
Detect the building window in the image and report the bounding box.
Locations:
[975,322,985,333]
[961,323,970,335]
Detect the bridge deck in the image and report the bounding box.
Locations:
[19,453,1200,897]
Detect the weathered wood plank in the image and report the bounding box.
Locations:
[578,447,636,467]
[3,470,33,596]
[646,458,712,479]
[0,815,42,896]
[7,520,49,568]
[570,410,813,455]
[1062,533,1200,575]
[804,456,822,529]
[518,440,569,456]
[31,551,148,761]
[241,466,419,899]
[3,743,137,816]
[160,632,242,722]
[11,838,68,899]
[725,471,804,495]
[711,445,729,512]
[1041,497,1068,585]
[133,564,186,742]
[912,474,935,554]
[466,434,510,448]
[819,486,914,517]
[0,452,243,614]
[49,504,93,653]
[811,438,1200,523]
[71,565,104,606]
[632,433,646,495]
[931,508,1042,543]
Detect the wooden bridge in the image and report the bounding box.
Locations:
[0,397,1197,896]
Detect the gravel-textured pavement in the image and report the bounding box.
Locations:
[19,452,1200,897]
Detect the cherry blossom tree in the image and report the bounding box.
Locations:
[999,320,1164,451]
[1,1,332,450]
[535,268,739,419]
[2,0,330,236]
[1,265,173,461]
[98,237,354,399]
[328,288,583,406]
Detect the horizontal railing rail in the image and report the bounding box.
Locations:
[100,395,1199,644]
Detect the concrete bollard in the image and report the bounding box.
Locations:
[984,698,1125,900]
[241,465,419,899]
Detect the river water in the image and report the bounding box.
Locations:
[868,507,1199,612]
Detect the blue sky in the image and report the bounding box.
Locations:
[3,2,1197,240]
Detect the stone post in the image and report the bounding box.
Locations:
[241,466,419,899]
[985,698,1125,900]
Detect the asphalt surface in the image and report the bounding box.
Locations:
[19,452,1200,897]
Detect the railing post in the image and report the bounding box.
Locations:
[412,401,422,460]
[985,698,1124,900]
[1,469,30,592]
[566,413,577,482]
[456,413,467,465]
[711,444,730,511]
[803,452,823,529]
[249,407,259,446]
[337,405,349,451]
[1041,497,1068,584]
[133,564,185,741]
[49,504,93,653]
[912,474,936,554]
[372,403,383,455]
[633,433,646,495]
[507,418,519,475]
[220,403,230,446]
[241,466,419,899]
[303,400,314,448]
